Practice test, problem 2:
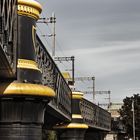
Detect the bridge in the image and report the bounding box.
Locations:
[0,0,111,140]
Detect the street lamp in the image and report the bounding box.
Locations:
[132,100,135,140]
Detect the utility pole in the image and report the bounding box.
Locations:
[71,56,75,84]
[92,77,95,102]
[51,12,56,58]
[54,56,75,85]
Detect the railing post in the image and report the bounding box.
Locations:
[54,91,88,140]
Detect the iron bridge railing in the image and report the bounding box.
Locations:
[80,98,111,131]
[0,0,17,78]
[35,35,72,120]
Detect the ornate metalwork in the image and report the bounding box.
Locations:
[80,98,111,131]
[0,0,17,78]
[35,35,72,119]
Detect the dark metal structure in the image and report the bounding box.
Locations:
[0,0,17,78]
[0,0,111,140]
[0,0,55,140]
[35,36,72,126]
[80,98,111,131]
[54,56,75,85]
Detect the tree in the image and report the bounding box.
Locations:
[42,129,57,140]
[119,94,140,139]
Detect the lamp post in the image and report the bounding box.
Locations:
[132,100,135,140]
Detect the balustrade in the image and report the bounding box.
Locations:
[80,98,111,131]
[35,35,72,119]
[0,0,17,78]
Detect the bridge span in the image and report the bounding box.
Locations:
[0,0,111,140]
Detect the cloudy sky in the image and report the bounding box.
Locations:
[36,0,140,104]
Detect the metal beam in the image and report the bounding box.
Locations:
[82,90,110,95]
[74,76,95,103]
[75,76,94,81]
[54,56,75,85]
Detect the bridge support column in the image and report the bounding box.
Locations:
[0,82,55,140]
[57,129,87,140]
[55,92,88,140]
[0,98,45,140]
[84,129,107,140]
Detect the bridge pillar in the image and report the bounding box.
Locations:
[0,97,50,140]
[17,0,42,83]
[55,92,88,140]
[84,129,106,140]
[0,0,55,140]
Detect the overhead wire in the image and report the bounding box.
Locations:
[39,0,94,74]
[37,9,93,84]
[37,10,72,71]
[41,1,48,6]
[37,24,69,70]
[38,1,110,105]
[46,23,68,57]
[36,2,101,104]
[39,11,69,57]
[37,12,68,69]
[39,9,70,58]
[36,25,52,51]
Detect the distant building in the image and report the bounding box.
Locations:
[105,103,126,140]
[109,103,122,118]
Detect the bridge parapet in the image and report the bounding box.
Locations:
[0,0,17,78]
[35,35,72,120]
[80,98,111,131]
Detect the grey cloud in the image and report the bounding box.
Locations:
[38,0,140,49]
[37,0,140,102]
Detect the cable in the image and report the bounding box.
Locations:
[37,21,70,71]
[47,23,70,58]
[37,26,70,72]
[38,10,69,58]
[36,25,52,50]
[41,1,48,7]
[38,16,71,59]
[37,11,93,84]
